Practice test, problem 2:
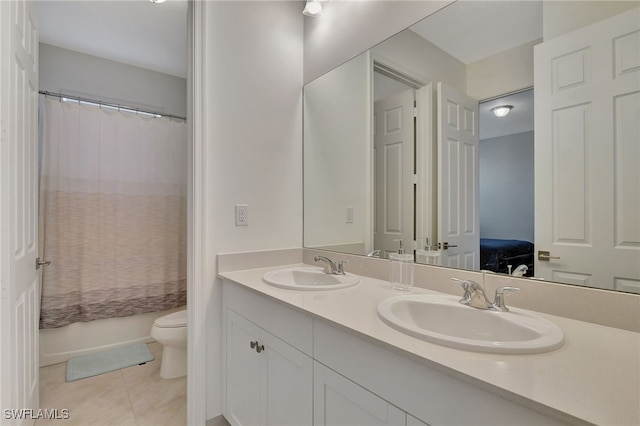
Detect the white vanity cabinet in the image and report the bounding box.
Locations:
[313,320,568,426]
[222,279,571,426]
[223,283,314,426]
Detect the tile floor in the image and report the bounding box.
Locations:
[37,342,187,426]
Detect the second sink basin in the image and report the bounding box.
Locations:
[263,267,360,291]
[378,294,565,354]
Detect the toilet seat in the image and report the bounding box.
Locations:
[154,310,187,328]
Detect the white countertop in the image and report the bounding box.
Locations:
[220,263,640,426]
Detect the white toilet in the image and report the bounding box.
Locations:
[151,309,187,379]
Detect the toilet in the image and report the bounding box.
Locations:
[150,309,187,379]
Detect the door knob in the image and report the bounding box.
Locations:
[538,251,560,261]
[36,257,51,270]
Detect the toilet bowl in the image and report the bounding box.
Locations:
[150,309,187,379]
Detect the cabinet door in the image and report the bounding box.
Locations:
[263,331,313,426]
[314,362,405,426]
[226,309,263,426]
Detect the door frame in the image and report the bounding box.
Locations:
[188,1,207,424]
[371,53,434,253]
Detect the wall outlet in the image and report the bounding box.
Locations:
[346,207,354,224]
[235,204,248,226]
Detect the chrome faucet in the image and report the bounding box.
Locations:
[367,249,381,258]
[451,278,520,312]
[314,255,348,275]
[511,264,529,277]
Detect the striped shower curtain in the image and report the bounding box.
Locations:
[39,98,187,329]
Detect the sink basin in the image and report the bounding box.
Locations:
[263,267,360,291]
[377,294,565,354]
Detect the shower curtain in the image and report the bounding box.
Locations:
[39,98,187,329]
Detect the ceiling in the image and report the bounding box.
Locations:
[410,0,542,65]
[410,1,541,140]
[35,0,536,137]
[35,1,542,81]
[36,0,188,78]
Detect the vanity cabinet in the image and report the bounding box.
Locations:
[226,309,312,426]
[313,319,567,426]
[222,279,569,426]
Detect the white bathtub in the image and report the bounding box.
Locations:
[39,306,185,367]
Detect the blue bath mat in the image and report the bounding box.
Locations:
[66,342,154,382]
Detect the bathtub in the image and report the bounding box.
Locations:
[39,306,185,367]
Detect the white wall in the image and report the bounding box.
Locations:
[479,131,534,242]
[304,51,372,253]
[467,40,539,101]
[201,1,303,418]
[39,43,186,117]
[304,0,453,84]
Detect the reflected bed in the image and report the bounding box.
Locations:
[480,239,534,276]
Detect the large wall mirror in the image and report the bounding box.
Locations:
[303,0,640,294]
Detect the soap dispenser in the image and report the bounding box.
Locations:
[415,237,441,266]
[389,239,414,292]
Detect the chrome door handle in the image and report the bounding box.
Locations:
[538,251,560,261]
[36,257,51,270]
[439,242,457,250]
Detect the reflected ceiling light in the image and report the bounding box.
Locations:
[303,1,322,17]
[491,105,513,118]
[149,0,166,3]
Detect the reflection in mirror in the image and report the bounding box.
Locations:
[303,1,640,294]
[478,89,534,277]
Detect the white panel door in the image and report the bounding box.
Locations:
[534,8,640,292]
[313,362,406,426]
[0,0,39,420]
[374,89,415,257]
[415,83,435,255]
[437,82,480,270]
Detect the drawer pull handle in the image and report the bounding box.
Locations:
[250,340,265,353]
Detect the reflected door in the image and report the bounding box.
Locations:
[534,8,640,292]
[437,82,480,270]
[374,89,415,256]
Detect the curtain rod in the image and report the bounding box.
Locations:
[39,90,186,122]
